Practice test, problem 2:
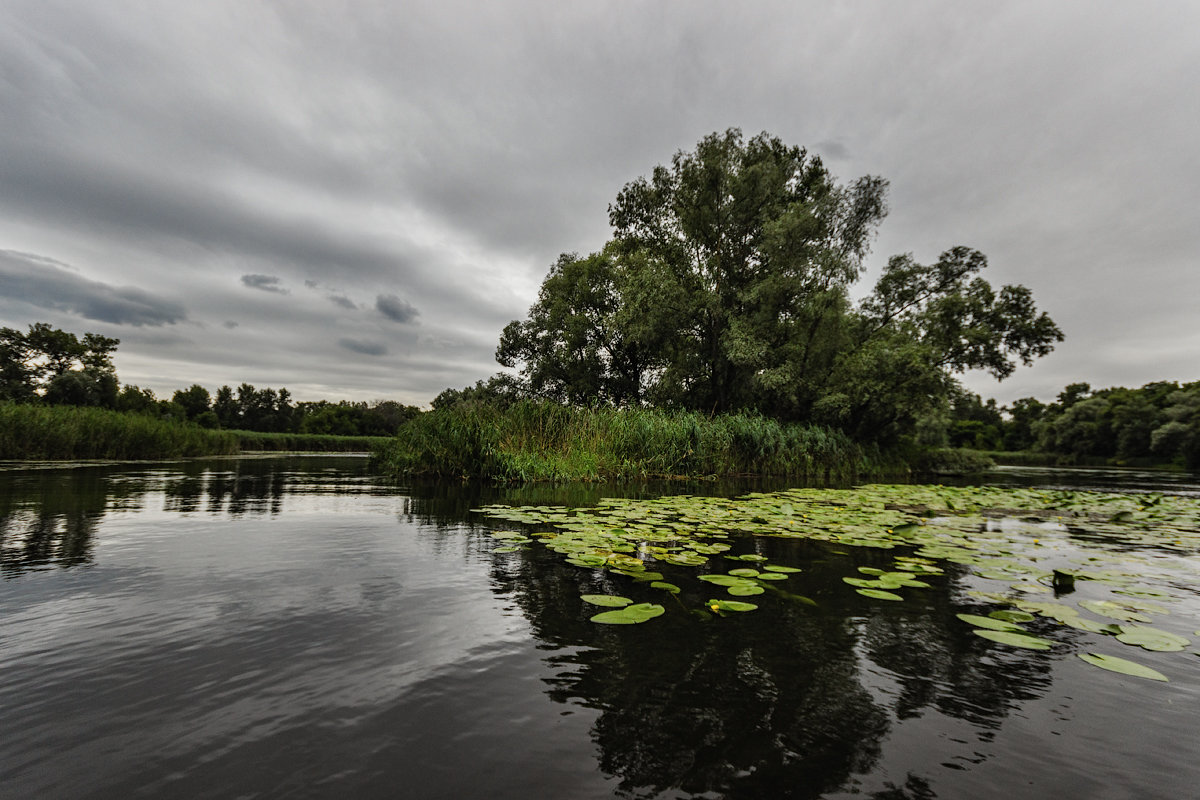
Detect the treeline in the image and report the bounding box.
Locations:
[3,322,420,438]
[119,382,420,437]
[933,381,1200,469]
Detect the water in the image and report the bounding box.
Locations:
[2,457,1199,799]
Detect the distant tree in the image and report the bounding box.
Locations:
[432,374,525,411]
[213,385,238,428]
[0,323,120,406]
[117,384,158,414]
[172,384,212,421]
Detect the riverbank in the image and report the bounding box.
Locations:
[0,403,386,460]
[372,401,905,482]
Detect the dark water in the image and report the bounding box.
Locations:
[2,457,1199,799]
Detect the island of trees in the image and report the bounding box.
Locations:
[4,130,1197,475]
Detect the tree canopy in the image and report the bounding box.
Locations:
[498,129,1063,443]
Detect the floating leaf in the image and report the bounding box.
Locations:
[1114,625,1189,652]
[708,599,758,612]
[1078,652,1168,681]
[763,565,802,573]
[1079,600,1152,623]
[973,629,1053,650]
[728,584,765,596]
[581,594,632,607]
[649,581,681,594]
[728,568,760,577]
[856,588,904,601]
[590,602,665,624]
[956,613,1023,632]
[989,610,1035,623]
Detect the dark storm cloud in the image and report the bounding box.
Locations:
[0,249,187,326]
[376,294,419,324]
[240,274,288,294]
[337,338,387,357]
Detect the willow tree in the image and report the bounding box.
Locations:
[498,129,1062,442]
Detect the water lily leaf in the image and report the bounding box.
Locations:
[581,594,632,607]
[1078,652,1168,681]
[728,568,760,577]
[957,613,1023,632]
[989,610,1035,623]
[973,629,1053,650]
[650,581,681,594]
[590,602,665,624]
[763,565,802,573]
[1114,625,1189,652]
[728,584,765,596]
[493,545,522,553]
[735,554,769,562]
[755,572,789,581]
[856,588,904,601]
[1079,600,1152,623]
[708,599,758,612]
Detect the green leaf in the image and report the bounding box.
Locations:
[956,613,1023,632]
[1078,652,1168,681]
[728,568,760,577]
[1114,625,1189,652]
[707,598,758,612]
[856,588,904,601]
[972,629,1053,650]
[763,565,802,573]
[590,602,665,624]
[581,594,632,607]
[989,610,1035,623]
[649,581,680,593]
[728,584,765,596]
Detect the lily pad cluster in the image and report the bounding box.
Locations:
[476,484,1200,682]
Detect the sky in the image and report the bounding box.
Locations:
[2,1,1197,408]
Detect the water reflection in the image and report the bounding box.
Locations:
[1,456,378,576]
[3,459,1198,799]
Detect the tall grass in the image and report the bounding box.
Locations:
[0,402,239,460]
[372,400,904,482]
[230,430,385,452]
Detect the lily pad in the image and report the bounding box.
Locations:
[581,594,632,607]
[856,588,904,601]
[956,613,1023,632]
[708,599,758,612]
[1078,652,1168,681]
[972,629,1054,650]
[590,602,665,624]
[650,581,681,594]
[1114,625,1190,652]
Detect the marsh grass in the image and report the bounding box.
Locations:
[0,403,239,460]
[373,401,902,482]
[231,430,385,452]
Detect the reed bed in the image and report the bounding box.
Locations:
[372,401,902,482]
[231,430,385,452]
[0,403,239,460]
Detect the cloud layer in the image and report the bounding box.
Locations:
[1,1,1196,405]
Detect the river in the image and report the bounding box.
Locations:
[2,456,1198,799]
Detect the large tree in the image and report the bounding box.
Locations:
[499,129,1063,442]
[0,322,120,406]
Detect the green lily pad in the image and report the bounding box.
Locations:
[590,602,665,624]
[1114,625,1190,652]
[707,599,758,612]
[763,565,802,573]
[1078,652,1168,681]
[728,584,765,596]
[956,613,1023,632]
[989,610,1035,623]
[728,568,760,577]
[650,581,681,594]
[856,588,904,601]
[972,629,1054,650]
[581,594,632,607]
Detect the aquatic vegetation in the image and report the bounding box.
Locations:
[479,483,1200,684]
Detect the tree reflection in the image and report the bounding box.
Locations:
[446,490,1064,800]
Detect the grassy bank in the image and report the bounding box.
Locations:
[372,401,904,482]
[0,402,239,460]
[231,430,386,452]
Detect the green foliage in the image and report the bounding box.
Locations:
[373,400,896,482]
[1,323,120,406]
[230,430,384,452]
[0,402,239,459]
[1028,380,1200,468]
[497,130,1062,444]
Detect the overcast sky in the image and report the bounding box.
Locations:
[2,1,1196,407]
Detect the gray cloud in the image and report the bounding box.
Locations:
[338,338,387,357]
[376,294,419,324]
[0,249,187,326]
[223,320,239,329]
[0,1,1196,405]
[240,274,288,294]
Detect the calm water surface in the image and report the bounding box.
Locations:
[2,457,1199,799]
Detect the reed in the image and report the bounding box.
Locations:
[0,402,239,460]
[372,400,904,482]
[230,430,385,452]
